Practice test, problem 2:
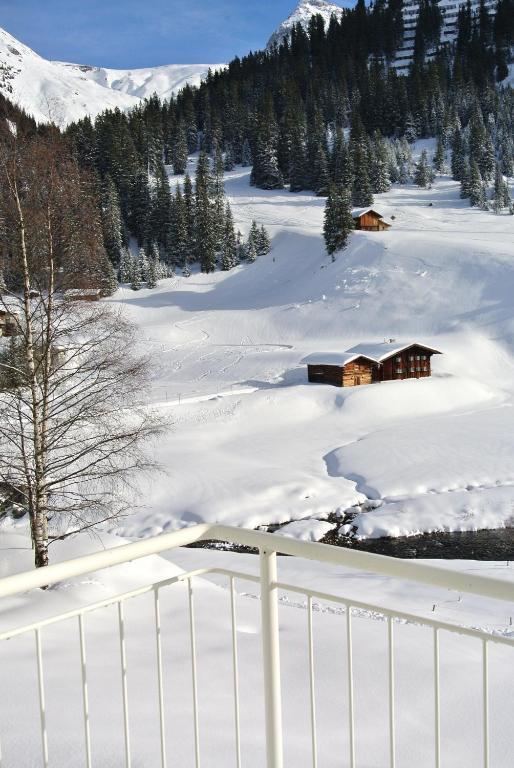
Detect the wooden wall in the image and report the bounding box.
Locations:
[354,213,390,231]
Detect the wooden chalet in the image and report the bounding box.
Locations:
[305,342,442,388]
[64,288,101,303]
[352,208,391,232]
[0,308,18,337]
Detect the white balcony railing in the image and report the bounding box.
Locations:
[1,524,514,767]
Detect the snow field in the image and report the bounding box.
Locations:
[111,163,514,541]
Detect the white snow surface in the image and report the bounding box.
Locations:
[267,0,344,49]
[0,26,223,126]
[87,156,514,543]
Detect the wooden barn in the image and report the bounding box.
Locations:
[352,208,391,232]
[64,288,101,303]
[0,309,18,337]
[304,342,442,388]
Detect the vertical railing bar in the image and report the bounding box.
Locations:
[388,617,396,768]
[346,606,356,768]
[482,639,489,768]
[188,578,201,768]
[154,588,167,768]
[434,628,441,768]
[118,601,132,768]
[229,577,242,768]
[78,614,92,768]
[307,596,318,768]
[260,548,284,768]
[35,628,49,768]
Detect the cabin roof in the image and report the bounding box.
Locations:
[64,288,101,297]
[345,341,442,362]
[304,342,442,368]
[351,207,386,219]
[303,352,375,366]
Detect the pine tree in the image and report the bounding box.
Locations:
[221,203,238,271]
[118,247,132,283]
[257,225,272,256]
[138,247,149,282]
[241,139,253,167]
[468,160,487,207]
[130,256,142,291]
[246,239,258,263]
[146,256,158,288]
[433,137,446,173]
[414,150,435,188]
[352,144,374,207]
[195,152,217,273]
[224,145,236,171]
[172,122,189,175]
[101,175,124,266]
[370,135,391,194]
[324,186,354,259]
[250,97,284,190]
[492,166,511,213]
[451,130,467,181]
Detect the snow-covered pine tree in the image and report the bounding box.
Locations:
[451,130,467,181]
[433,137,446,174]
[146,255,158,289]
[247,220,260,258]
[138,247,149,282]
[468,160,487,207]
[492,165,511,213]
[221,202,238,271]
[130,256,142,291]
[246,239,258,263]
[414,150,434,188]
[172,122,189,175]
[370,134,391,194]
[236,230,245,262]
[257,225,272,256]
[250,97,284,190]
[241,139,253,167]
[118,247,132,283]
[195,151,217,273]
[351,143,374,207]
[323,185,354,260]
[224,144,236,172]
[101,175,124,266]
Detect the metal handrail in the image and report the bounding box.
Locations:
[1,524,514,768]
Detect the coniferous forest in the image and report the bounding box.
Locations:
[1,0,514,293]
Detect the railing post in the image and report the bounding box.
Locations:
[260,548,284,768]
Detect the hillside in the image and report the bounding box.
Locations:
[0,26,223,126]
[98,153,514,544]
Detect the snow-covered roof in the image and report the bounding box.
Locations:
[303,352,374,366]
[304,342,442,367]
[64,288,101,297]
[351,208,386,219]
[345,341,442,363]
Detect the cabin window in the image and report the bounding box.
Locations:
[396,368,403,374]
[421,355,427,360]
[396,356,401,362]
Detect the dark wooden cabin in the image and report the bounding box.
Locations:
[0,309,18,337]
[305,342,442,388]
[352,208,391,232]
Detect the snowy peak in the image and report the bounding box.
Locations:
[267,0,344,49]
[0,26,224,127]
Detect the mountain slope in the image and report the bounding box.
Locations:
[0,27,223,127]
[267,0,344,49]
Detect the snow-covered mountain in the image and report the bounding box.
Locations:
[267,0,344,49]
[0,26,223,127]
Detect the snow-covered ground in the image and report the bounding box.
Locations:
[97,161,514,543]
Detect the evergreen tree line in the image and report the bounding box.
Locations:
[64,0,513,261]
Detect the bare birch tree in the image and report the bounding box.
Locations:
[0,122,165,569]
